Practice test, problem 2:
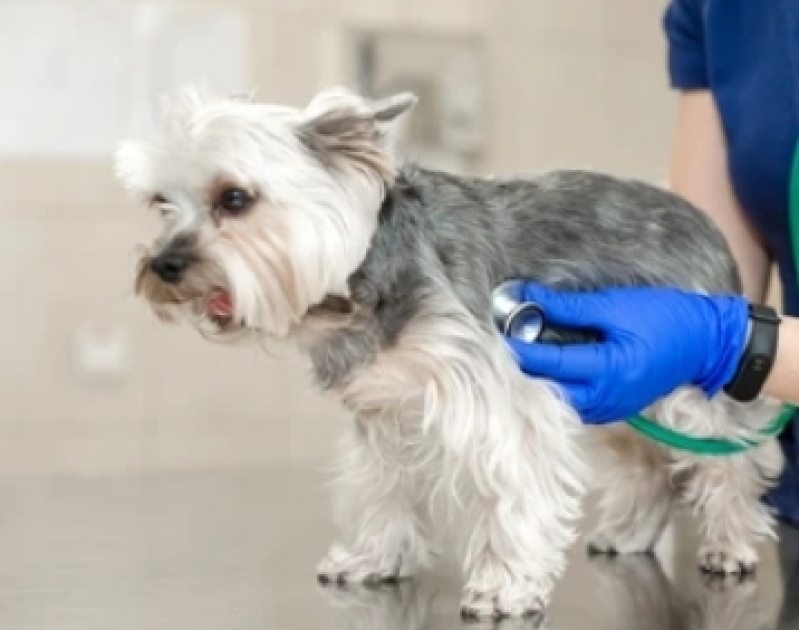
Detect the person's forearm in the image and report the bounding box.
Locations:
[763,315,799,405]
[670,92,772,303]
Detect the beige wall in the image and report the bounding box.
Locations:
[0,0,684,477]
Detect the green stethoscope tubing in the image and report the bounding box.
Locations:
[623,146,799,456]
[627,404,795,456]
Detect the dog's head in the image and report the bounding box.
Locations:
[115,85,416,339]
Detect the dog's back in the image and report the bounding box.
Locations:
[349,165,740,336]
[407,165,740,296]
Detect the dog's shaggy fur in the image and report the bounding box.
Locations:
[115,85,785,620]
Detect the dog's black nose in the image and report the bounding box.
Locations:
[150,252,188,283]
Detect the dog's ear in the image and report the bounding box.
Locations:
[371,92,418,123]
[370,92,417,151]
[297,87,417,181]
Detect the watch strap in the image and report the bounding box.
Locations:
[723,303,781,402]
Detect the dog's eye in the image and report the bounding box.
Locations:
[217,188,254,216]
[150,194,171,217]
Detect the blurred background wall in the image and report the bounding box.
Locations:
[0,0,683,477]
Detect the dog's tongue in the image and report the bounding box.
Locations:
[206,292,233,317]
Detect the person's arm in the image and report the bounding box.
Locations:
[669,91,773,303]
[764,316,799,404]
[663,0,772,301]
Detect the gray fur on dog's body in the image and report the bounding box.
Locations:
[310,164,739,390]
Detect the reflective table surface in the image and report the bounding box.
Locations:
[0,468,796,629]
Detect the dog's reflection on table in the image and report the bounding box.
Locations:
[317,579,437,630]
[316,578,547,630]
[586,552,781,630]
[315,552,784,630]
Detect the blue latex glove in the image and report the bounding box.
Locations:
[504,283,751,424]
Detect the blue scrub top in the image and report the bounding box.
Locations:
[664,0,799,525]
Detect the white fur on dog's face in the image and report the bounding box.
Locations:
[115,85,416,339]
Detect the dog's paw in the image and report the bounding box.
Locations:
[316,543,406,586]
[459,583,547,622]
[586,527,659,556]
[697,542,758,576]
[586,533,620,556]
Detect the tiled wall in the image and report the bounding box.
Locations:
[0,0,689,477]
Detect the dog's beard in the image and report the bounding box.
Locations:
[134,249,242,338]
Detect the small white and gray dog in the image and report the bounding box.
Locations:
[115,85,785,620]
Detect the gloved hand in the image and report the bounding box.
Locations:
[504,282,751,424]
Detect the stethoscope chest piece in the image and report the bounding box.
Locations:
[491,279,545,343]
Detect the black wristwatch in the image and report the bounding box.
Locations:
[722,303,781,402]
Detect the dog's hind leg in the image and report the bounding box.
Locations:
[586,425,674,555]
[658,389,784,575]
[317,421,433,585]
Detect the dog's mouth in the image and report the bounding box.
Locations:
[204,290,234,327]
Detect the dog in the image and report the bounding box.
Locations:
[114,85,785,621]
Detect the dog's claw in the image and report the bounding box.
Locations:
[698,543,759,577]
[317,544,409,588]
[587,542,618,557]
[460,607,479,621]
[460,587,546,623]
[364,573,400,586]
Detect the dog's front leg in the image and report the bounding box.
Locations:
[317,421,432,585]
[453,366,587,620]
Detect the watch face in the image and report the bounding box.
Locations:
[750,355,771,374]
